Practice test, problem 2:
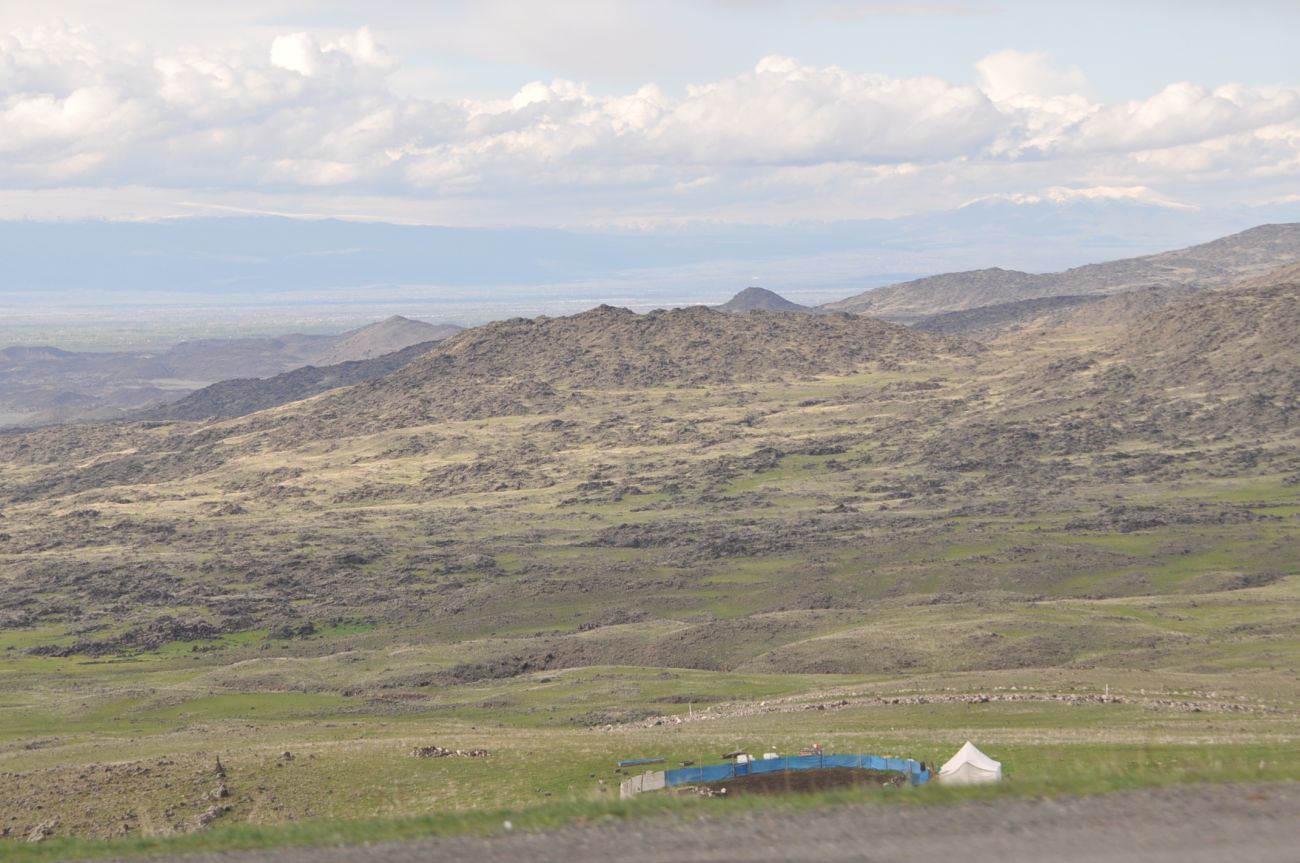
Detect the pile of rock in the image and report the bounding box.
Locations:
[410,746,490,758]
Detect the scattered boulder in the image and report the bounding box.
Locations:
[26,819,58,842]
[410,745,490,758]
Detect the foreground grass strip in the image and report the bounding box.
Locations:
[11,767,1293,863]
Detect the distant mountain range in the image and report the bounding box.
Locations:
[3,201,1296,335]
[823,223,1300,322]
[700,223,1300,342]
[0,316,460,428]
[7,222,1300,431]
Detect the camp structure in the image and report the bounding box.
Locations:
[937,741,1002,785]
[619,752,931,798]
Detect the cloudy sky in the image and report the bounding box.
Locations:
[2,0,1299,228]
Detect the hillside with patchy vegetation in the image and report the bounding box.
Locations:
[0,255,1297,852]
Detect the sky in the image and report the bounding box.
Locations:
[1,0,1299,229]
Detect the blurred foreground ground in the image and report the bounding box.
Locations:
[130,782,1298,863]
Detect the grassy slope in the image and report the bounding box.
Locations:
[2,661,1296,860]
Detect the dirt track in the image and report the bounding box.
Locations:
[129,782,1299,863]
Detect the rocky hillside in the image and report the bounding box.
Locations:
[434,304,976,386]
[1050,286,1199,334]
[964,265,1300,460]
[391,303,972,387]
[1106,265,1300,391]
[263,304,979,438]
[912,294,1095,339]
[1,262,1297,689]
[826,223,1300,321]
[715,287,813,314]
[828,268,1039,322]
[914,286,1200,342]
[1232,261,1300,289]
[0,303,983,503]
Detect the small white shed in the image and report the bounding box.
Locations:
[937,741,1003,785]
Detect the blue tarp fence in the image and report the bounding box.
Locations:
[617,757,665,768]
[664,754,930,787]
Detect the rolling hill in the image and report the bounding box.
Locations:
[911,293,1096,339]
[0,315,461,428]
[410,303,972,387]
[715,287,814,314]
[2,265,1295,645]
[900,265,1300,486]
[134,339,445,422]
[824,223,1300,322]
[1106,264,1300,392]
[279,304,978,437]
[308,316,462,366]
[912,286,1200,342]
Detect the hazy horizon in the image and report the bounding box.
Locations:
[5,204,1298,351]
[3,1,1299,348]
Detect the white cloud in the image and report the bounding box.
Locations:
[270,33,323,77]
[649,56,1000,164]
[973,185,1195,210]
[976,49,1088,101]
[0,24,1297,224]
[1072,82,1300,154]
[270,28,396,78]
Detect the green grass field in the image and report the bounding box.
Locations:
[3,636,1298,857]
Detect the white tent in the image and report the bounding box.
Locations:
[937,741,1003,785]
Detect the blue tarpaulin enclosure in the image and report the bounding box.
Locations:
[663,754,930,787]
[617,757,666,767]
